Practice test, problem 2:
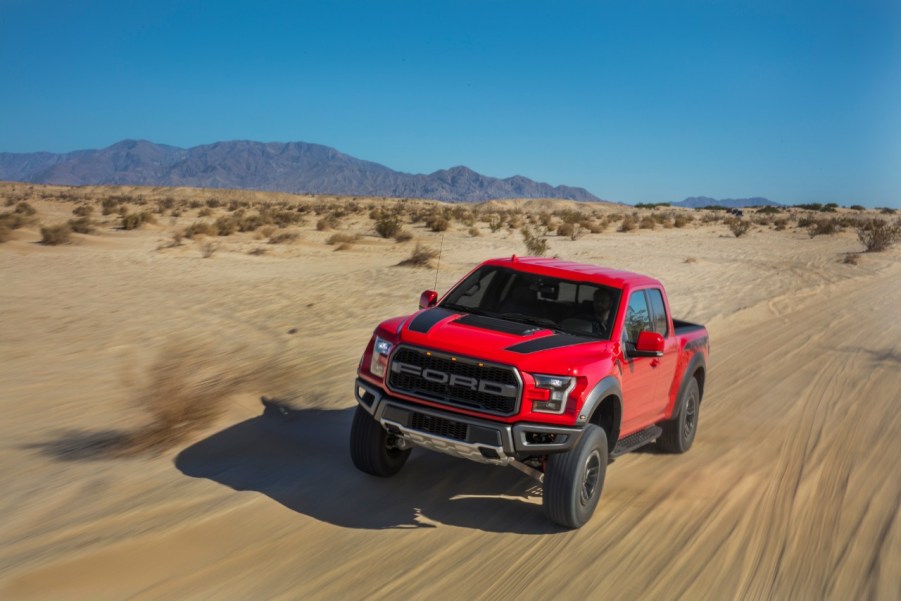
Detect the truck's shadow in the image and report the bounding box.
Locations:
[175,401,559,534]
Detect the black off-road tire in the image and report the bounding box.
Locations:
[350,405,411,477]
[542,424,608,528]
[657,377,700,454]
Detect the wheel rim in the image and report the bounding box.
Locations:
[682,392,697,441]
[580,450,602,506]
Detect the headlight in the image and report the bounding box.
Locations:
[530,374,576,414]
[370,336,393,377]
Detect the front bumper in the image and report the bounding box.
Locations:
[355,378,584,466]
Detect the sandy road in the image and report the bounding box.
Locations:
[1,221,899,600]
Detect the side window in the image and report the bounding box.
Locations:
[647,288,669,336]
[623,291,651,343]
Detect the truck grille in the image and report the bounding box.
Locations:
[411,412,468,441]
[387,346,521,415]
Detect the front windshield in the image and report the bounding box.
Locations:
[440,265,620,339]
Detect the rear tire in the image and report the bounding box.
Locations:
[350,405,411,476]
[657,377,700,453]
[542,424,608,528]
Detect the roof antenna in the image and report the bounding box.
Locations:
[434,233,444,290]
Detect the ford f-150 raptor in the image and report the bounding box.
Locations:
[351,256,709,528]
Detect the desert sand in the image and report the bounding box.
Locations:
[1,184,899,600]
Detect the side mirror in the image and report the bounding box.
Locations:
[632,331,665,357]
[419,290,438,309]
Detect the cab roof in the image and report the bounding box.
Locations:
[481,256,662,290]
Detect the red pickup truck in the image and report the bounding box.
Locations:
[351,256,709,528]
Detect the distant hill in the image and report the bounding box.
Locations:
[0,139,601,203]
[674,196,781,208]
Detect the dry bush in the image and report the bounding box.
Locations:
[326,232,361,246]
[673,214,692,228]
[121,211,155,230]
[269,231,300,244]
[214,216,236,236]
[807,218,842,238]
[200,241,218,258]
[0,210,36,231]
[375,214,402,238]
[68,217,95,234]
[398,243,439,268]
[468,226,480,237]
[619,215,637,232]
[40,223,72,245]
[639,215,656,230]
[73,204,94,217]
[15,201,37,216]
[394,229,414,243]
[728,219,751,238]
[183,222,218,238]
[773,218,788,231]
[857,219,900,252]
[521,226,549,256]
[248,246,268,256]
[198,207,214,217]
[427,214,450,232]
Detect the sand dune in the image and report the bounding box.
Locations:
[1,189,899,599]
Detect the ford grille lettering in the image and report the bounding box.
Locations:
[391,361,518,398]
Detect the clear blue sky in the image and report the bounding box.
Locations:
[1,0,899,207]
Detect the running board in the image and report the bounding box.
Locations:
[611,426,662,459]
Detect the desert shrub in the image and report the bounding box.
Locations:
[879,207,896,215]
[375,215,402,238]
[198,207,214,217]
[619,215,637,232]
[269,231,300,244]
[206,198,222,209]
[488,215,503,232]
[101,197,120,215]
[857,219,900,252]
[807,218,841,238]
[214,216,236,236]
[15,201,36,216]
[73,204,94,217]
[469,226,480,237]
[200,241,218,258]
[271,210,302,227]
[68,217,95,234]
[121,212,143,230]
[521,226,549,256]
[248,247,268,256]
[427,215,450,232]
[728,219,751,237]
[40,223,72,245]
[183,222,218,238]
[673,214,692,228]
[849,205,866,212]
[0,211,31,230]
[398,243,439,268]
[639,215,656,230]
[773,218,788,231]
[238,214,269,232]
[326,232,360,246]
[394,229,414,243]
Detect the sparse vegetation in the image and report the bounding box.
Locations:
[40,223,72,245]
[200,241,218,258]
[375,215,402,238]
[521,226,549,256]
[728,219,751,238]
[269,231,300,244]
[398,243,439,268]
[856,219,900,252]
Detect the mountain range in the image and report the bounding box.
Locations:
[0,139,601,203]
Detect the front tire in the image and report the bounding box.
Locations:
[657,377,700,453]
[350,405,411,476]
[542,424,608,528]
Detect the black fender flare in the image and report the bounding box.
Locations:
[577,375,622,427]
[671,353,706,419]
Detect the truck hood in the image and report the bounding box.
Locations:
[397,307,612,374]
